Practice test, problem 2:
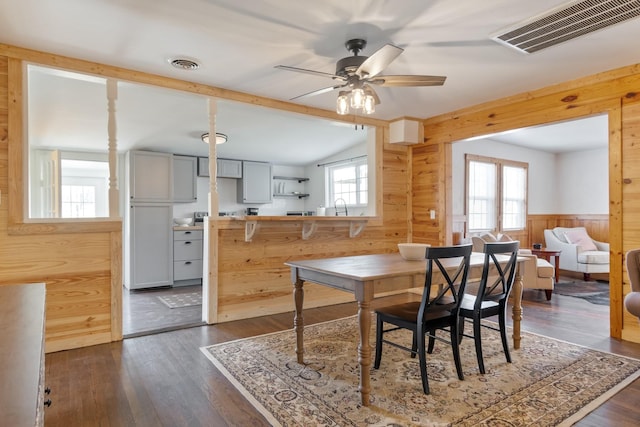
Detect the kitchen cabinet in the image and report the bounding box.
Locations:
[126,150,173,203]
[173,155,197,202]
[238,161,272,203]
[197,157,209,177]
[173,229,203,284]
[197,157,243,178]
[124,204,173,289]
[217,158,242,178]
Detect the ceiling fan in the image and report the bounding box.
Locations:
[275,38,446,115]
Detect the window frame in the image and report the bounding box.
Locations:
[464,153,528,234]
[325,157,368,208]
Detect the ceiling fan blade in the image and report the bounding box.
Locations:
[369,75,446,87]
[290,84,346,100]
[275,65,343,80]
[355,44,404,79]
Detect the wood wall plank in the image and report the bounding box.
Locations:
[415,62,640,343]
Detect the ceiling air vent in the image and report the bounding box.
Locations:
[491,0,640,54]
[169,58,200,70]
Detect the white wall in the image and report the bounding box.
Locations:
[452,139,608,216]
[555,148,608,214]
[452,138,556,215]
[258,165,308,216]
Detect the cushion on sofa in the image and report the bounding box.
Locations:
[564,228,598,251]
[480,233,498,242]
[577,251,609,264]
[536,259,554,278]
[552,228,570,243]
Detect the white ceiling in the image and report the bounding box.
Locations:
[4,0,632,160]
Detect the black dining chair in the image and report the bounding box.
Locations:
[458,240,519,374]
[374,244,473,394]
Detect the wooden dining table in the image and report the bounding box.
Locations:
[285,252,525,406]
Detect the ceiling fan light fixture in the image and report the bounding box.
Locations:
[350,88,365,109]
[336,91,350,115]
[363,94,376,114]
[201,132,227,144]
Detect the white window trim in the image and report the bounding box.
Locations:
[465,154,528,234]
[325,157,368,208]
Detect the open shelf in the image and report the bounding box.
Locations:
[273,193,309,199]
[273,175,309,183]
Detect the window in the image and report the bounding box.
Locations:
[29,153,109,218]
[466,154,527,233]
[61,185,96,217]
[326,157,368,208]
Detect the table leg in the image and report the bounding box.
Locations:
[293,278,304,364]
[357,299,372,407]
[512,269,523,350]
[554,255,560,282]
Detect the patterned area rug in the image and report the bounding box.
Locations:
[157,292,202,309]
[554,280,609,305]
[201,316,640,427]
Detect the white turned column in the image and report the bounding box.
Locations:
[106,79,119,218]
[203,98,219,324]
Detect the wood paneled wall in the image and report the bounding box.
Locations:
[0,44,406,352]
[621,101,640,342]
[527,214,609,247]
[413,62,640,343]
[213,137,410,322]
[0,56,118,352]
[3,41,640,350]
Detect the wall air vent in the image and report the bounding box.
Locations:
[491,0,640,54]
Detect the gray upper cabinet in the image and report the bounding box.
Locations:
[127,150,173,203]
[197,157,209,177]
[173,155,197,202]
[238,161,272,203]
[217,158,242,178]
[197,157,242,178]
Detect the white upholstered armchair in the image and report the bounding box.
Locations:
[543,227,609,281]
[471,234,555,300]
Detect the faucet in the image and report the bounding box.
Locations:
[334,198,348,216]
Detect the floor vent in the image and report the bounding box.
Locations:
[491,0,640,54]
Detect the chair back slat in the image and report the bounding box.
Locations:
[476,241,520,307]
[418,244,473,321]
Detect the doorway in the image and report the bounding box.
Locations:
[450,114,610,338]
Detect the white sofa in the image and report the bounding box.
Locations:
[471,234,555,300]
[543,227,609,281]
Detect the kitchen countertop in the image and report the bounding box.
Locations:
[173,225,204,231]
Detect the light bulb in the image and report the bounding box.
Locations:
[336,92,350,115]
[350,88,365,109]
[363,94,375,114]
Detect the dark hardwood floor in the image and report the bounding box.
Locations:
[45,283,640,426]
[122,284,204,337]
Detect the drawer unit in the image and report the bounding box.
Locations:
[173,259,203,281]
[174,239,203,260]
[173,229,203,284]
[174,229,203,240]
